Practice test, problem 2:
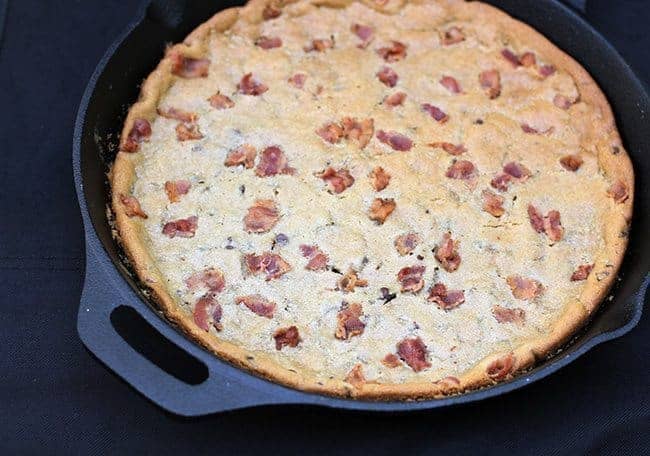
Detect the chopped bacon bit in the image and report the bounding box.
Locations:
[479,69,501,99]
[492,305,525,325]
[273,326,300,350]
[335,302,365,340]
[337,268,368,292]
[262,3,281,20]
[316,122,344,144]
[316,167,355,194]
[224,144,257,168]
[506,275,543,300]
[445,160,477,180]
[376,40,407,62]
[304,38,334,52]
[255,146,295,177]
[396,337,431,372]
[345,364,366,387]
[553,94,573,110]
[381,353,402,368]
[377,66,399,87]
[571,264,594,281]
[503,161,532,180]
[428,142,466,156]
[175,122,203,141]
[394,232,421,255]
[427,283,465,310]
[490,173,512,192]
[521,123,554,135]
[544,210,564,242]
[440,75,462,94]
[236,294,276,318]
[244,252,291,281]
[237,73,268,96]
[369,166,391,191]
[341,117,374,149]
[539,65,556,77]
[487,353,515,380]
[300,244,329,271]
[482,189,505,217]
[164,180,191,203]
[244,199,279,233]
[208,91,235,110]
[559,154,583,172]
[607,180,629,203]
[435,232,461,272]
[193,293,222,332]
[422,103,448,123]
[162,215,198,238]
[157,107,197,123]
[376,130,413,151]
[170,53,210,78]
[440,26,465,45]
[255,35,282,49]
[119,193,147,218]
[397,265,426,293]
[384,91,406,107]
[527,204,545,233]
[288,73,307,88]
[351,23,373,48]
[501,48,521,67]
[122,118,152,152]
[519,51,536,67]
[185,268,225,293]
[368,197,396,224]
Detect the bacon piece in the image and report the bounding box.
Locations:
[224,144,257,168]
[185,268,225,293]
[162,215,198,238]
[490,173,512,192]
[422,103,448,123]
[479,69,501,99]
[376,130,413,151]
[503,161,532,180]
[368,197,396,224]
[482,189,505,217]
[193,293,222,332]
[440,26,465,45]
[175,122,203,141]
[571,264,594,281]
[170,53,210,78]
[119,194,147,218]
[255,146,294,177]
[255,35,282,49]
[501,48,521,67]
[237,73,268,96]
[440,75,462,94]
[506,275,543,300]
[381,353,401,368]
[262,3,281,20]
[553,94,573,110]
[492,305,525,325]
[244,199,279,233]
[208,91,235,109]
[369,166,391,191]
[236,294,276,318]
[121,118,152,152]
[377,66,399,87]
[527,205,545,233]
[273,326,300,350]
[384,91,406,108]
[341,117,374,149]
[157,107,197,123]
[445,160,477,180]
[607,180,629,203]
[539,65,556,78]
[345,364,366,387]
[337,268,368,292]
[435,232,461,272]
[244,252,291,281]
[428,142,466,156]
[396,337,431,372]
[519,52,536,67]
[394,232,421,255]
[376,40,407,62]
[316,167,355,194]
[397,265,425,294]
[300,244,329,271]
[352,23,373,49]
[304,38,334,52]
[543,210,564,242]
[164,180,191,203]
[521,123,554,135]
[288,73,306,88]
[427,283,465,310]
[487,353,515,380]
[316,122,344,144]
[335,302,365,340]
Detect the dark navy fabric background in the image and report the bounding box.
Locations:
[0,0,647,454]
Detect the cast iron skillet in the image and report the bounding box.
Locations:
[73,0,649,417]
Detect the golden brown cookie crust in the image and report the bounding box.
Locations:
[110,0,634,400]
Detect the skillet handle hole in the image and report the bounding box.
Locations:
[110,305,208,385]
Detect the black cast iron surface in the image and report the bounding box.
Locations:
[74,0,649,417]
